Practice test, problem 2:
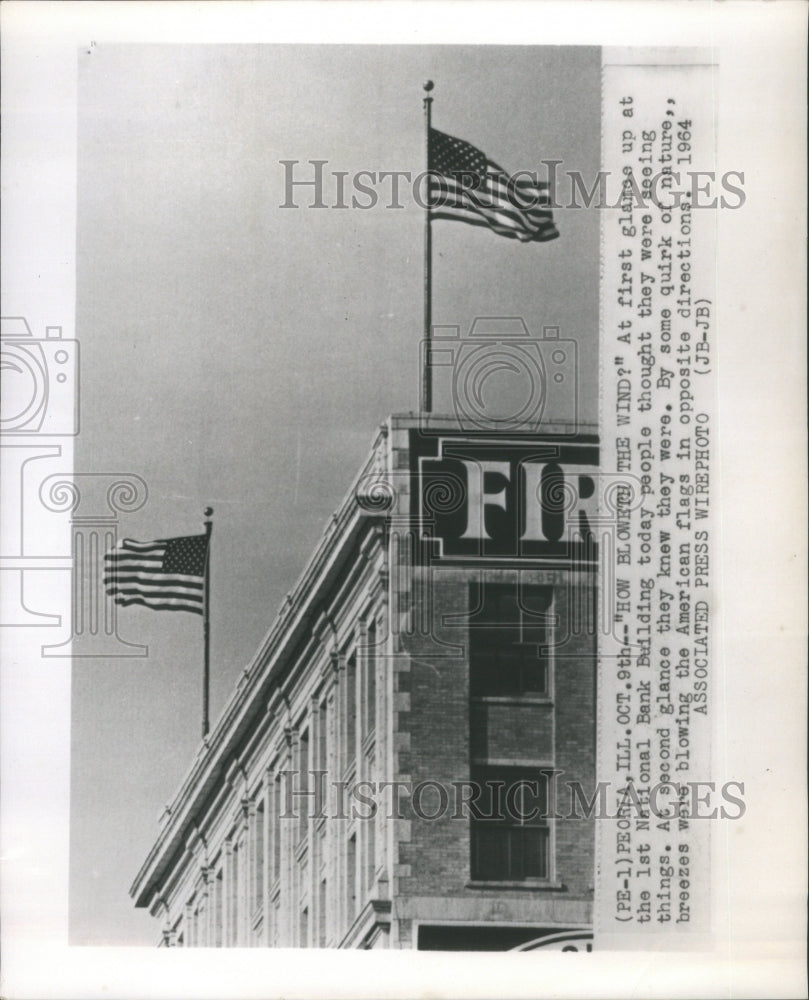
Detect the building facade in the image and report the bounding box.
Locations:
[130,415,598,949]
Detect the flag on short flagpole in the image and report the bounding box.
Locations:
[104,535,209,615]
[427,127,559,243]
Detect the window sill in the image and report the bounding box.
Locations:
[466,880,567,892]
[471,696,553,706]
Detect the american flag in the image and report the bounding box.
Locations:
[427,128,558,243]
[104,534,209,615]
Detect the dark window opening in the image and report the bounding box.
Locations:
[468,583,552,697]
[418,924,569,951]
[470,765,551,881]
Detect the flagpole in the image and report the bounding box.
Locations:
[202,506,213,740]
[422,80,434,414]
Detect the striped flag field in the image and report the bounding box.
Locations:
[104,535,209,615]
[428,127,558,243]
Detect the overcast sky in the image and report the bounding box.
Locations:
[70,43,601,945]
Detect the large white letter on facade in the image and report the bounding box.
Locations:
[460,460,511,540]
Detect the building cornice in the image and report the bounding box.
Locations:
[130,422,391,909]
[130,415,599,911]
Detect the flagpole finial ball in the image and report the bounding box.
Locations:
[423,80,434,92]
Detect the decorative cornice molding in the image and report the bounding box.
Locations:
[132,418,600,909]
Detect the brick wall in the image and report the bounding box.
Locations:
[395,566,596,903]
[396,569,471,897]
[552,578,597,896]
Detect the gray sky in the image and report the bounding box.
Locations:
[70,43,601,945]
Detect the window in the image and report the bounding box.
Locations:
[346,833,357,918]
[195,892,207,946]
[253,800,264,913]
[363,623,376,739]
[318,878,328,947]
[318,701,328,774]
[469,583,552,697]
[272,772,282,882]
[345,655,357,769]
[186,898,196,947]
[298,729,310,841]
[213,868,223,946]
[229,840,240,944]
[296,855,308,942]
[470,765,551,881]
[365,811,376,897]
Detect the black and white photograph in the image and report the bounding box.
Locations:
[1,3,806,998]
[73,39,601,953]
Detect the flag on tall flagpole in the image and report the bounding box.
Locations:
[104,535,209,615]
[427,127,559,243]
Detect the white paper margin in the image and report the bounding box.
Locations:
[1,2,806,998]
